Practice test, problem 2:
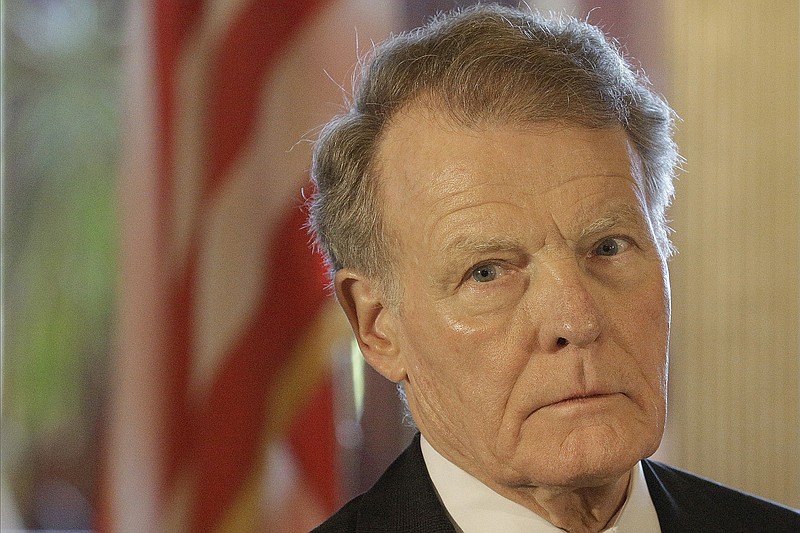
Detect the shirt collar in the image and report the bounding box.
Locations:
[420,435,661,533]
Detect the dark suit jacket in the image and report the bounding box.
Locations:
[312,434,800,532]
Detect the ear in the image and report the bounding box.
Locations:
[334,269,407,383]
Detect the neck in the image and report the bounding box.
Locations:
[494,471,631,533]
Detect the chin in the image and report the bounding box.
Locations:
[553,455,639,489]
[511,424,658,489]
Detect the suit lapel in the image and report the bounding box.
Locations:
[355,433,456,532]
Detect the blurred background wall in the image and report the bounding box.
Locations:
[664,0,799,508]
[2,0,798,531]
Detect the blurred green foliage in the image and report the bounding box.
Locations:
[3,0,125,527]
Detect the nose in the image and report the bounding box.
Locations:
[532,258,602,352]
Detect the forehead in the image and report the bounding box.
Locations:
[375,107,645,237]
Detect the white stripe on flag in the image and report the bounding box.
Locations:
[109,1,163,531]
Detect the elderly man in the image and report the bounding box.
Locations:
[308,4,800,532]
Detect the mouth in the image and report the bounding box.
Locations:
[546,391,623,410]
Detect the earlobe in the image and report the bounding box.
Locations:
[334,269,407,383]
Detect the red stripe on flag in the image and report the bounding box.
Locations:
[289,375,338,513]
[162,252,195,494]
[153,0,203,230]
[155,0,203,498]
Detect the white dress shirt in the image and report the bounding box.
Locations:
[420,436,662,532]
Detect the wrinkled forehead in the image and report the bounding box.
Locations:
[373,103,646,212]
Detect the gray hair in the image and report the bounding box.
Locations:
[308,3,679,299]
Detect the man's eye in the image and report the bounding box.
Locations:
[471,264,499,282]
[594,237,628,257]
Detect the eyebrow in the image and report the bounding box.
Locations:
[439,204,648,263]
[442,234,527,260]
[578,204,649,240]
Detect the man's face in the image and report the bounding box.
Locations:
[375,107,670,491]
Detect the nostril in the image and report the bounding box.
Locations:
[556,337,569,347]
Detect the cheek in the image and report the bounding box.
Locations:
[404,313,504,381]
[614,281,670,395]
[639,283,670,358]
[401,305,524,407]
